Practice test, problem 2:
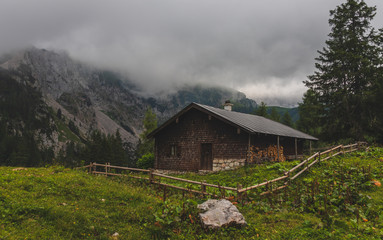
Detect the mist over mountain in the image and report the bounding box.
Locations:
[0,48,261,161]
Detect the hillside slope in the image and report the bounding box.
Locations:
[0,48,146,144]
[1,149,382,239]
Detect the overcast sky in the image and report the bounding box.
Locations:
[1,0,382,106]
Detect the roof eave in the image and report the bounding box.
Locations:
[148,102,319,141]
[147,102,198,139]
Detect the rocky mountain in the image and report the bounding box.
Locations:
[1,48,147,144]
[0,47,258,157]
[149,84,258,122]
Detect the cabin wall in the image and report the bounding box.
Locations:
[155,109,248,171]
[154,108,306,171]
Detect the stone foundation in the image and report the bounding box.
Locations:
[212,158,245,171]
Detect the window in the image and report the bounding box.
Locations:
[171,145,177,156]
[170,144,180,157]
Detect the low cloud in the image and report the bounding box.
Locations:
[1,0,382,106]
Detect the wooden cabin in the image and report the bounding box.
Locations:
[148,102,318,171]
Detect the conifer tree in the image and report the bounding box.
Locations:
[255,102,269,118]
[137,107,157,158]
[269,108,280,122]
[136,107,157,168]
[282,111,294,128]
[297,89,322,137]
[304,0,383,141]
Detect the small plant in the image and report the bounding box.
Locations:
[153,199,198,236]
[137,152,154,169]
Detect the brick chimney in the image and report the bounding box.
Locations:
[223,100,233,111]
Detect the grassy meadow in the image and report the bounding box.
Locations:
[1,147,383,239]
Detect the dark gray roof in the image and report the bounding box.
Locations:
[149,102,318,141]
[195,103,318,140]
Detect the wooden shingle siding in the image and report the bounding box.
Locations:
[151,103,316,171]
[155,109,248,171]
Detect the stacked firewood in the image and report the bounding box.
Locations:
[247,145,286,163]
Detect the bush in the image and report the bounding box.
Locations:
[137,153,154,169]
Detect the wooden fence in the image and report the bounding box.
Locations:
[82,142,367,201]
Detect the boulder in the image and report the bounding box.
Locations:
[197,199,247,229]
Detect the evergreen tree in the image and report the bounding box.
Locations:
[282,111,294,128]
[269,108,280,122]
[137,107,157,157]
[109,130,127,166]
[297,89,322,137]
[255,102,269,118]
[304,0,383,141]
[136,107,157,168]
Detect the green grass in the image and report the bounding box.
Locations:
[1,147,383,239]
[0,166,163,239]
[173,160,300,188]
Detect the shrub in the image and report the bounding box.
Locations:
[137,153,154,169]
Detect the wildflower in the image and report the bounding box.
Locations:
[372,180,381,187]
[154,221,161,227]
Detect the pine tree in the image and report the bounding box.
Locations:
[269,108,280,122]
[137,107,157,157]
[282,111,294,128]
[255,102,269,118]
[304,0,383,141]
[109,130,127,166]
[297,89,322,137]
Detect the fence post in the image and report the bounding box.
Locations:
[92,162,96,174]
[149,169,154,184]
[318,152,321,163]
[201,181,206,196]
[237,183,243,203]
[88,162,92,174]
[105,163,108,176]
[266,180,273,208]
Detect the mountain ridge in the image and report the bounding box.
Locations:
[0,47,262,160]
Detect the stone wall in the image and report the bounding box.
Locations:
[212,158,246,171]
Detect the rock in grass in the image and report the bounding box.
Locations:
[197,199,247,229]
[112,232,119,239]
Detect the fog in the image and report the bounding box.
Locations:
[1,0,382,106]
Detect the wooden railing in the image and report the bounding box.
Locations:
[83,142,367,200]
[236,142,367,198]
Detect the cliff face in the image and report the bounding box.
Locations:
[0,47,257,156]
[0,48,146,147]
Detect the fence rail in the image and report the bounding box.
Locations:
[83,141,367,200]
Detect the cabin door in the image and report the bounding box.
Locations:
[200,143,213,170]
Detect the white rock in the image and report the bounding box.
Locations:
[112,232,119,240]
[197,199,247,229]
